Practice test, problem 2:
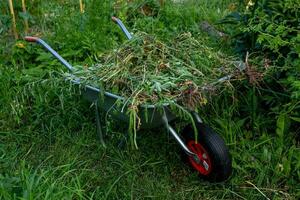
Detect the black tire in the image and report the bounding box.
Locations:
[181,123,232,182]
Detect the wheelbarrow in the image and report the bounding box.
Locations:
[24,17,232,182]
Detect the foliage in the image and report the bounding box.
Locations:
[221,0,299,56]
[221,0,300,133]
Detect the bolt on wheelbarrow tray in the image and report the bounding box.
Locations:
[24,17,232,182]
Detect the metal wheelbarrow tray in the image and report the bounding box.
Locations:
[24,17,232,182]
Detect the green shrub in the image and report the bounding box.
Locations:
[221,0,299,132]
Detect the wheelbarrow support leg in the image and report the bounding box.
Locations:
[95,101,106,148]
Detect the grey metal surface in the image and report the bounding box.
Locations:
[95,102,106,147]
[36,38,74,72]
[162,115,196,157]
[112,17,133,40]
[80,85,177,129]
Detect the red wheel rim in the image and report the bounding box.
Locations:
[187,141,212,175]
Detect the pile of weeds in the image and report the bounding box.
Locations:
[66,31,250,147]
[70,32,242,108]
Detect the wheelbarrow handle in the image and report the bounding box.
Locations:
[24,36,39,42]
[111,16,132,40]
[24,36,74,71]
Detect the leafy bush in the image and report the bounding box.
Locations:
[221,0,299,133]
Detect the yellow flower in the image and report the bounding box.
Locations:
[16,42,25,49]
[246,0,254,10]
[200,97,208,105]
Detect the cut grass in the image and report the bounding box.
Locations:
[69,31,240,106]
[0,0,299,199]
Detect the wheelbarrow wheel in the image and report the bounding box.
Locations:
[181,123,232,182]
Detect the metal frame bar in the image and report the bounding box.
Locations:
[25,36,74,71]
[162,114,196,157]
[95,101,106,148]
[111,17,133,40]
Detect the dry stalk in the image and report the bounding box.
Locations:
[21,0,29,34]
[79,0,84,13]
[8,0,18,39]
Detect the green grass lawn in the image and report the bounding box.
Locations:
[0,0,299,199]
